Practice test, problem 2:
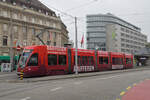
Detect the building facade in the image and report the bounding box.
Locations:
[86,13,147,54]
[0,0,69,56]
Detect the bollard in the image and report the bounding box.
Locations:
[20,70,23,80]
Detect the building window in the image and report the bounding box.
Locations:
[121,27,125,31]
[46,21,49,26]
[46,41,50,45]
[23,15,27,21]
[13,26,18,33]
[13,13,18,19]
[54,42,56,46]
[3,36,8,46]
[54,32,57,39]
[53,23,56,28]
[22,27,27,33]
[22,27,27,39]
[32,28,36,35]
[2,10,8,17]
[3,24,8,32]
[42,20,46,25]
[31,17,35,23]
[39,19,42,24]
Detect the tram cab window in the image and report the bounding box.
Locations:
[27,53,38,66]
[58,55,66,65]
[48,54,57,66]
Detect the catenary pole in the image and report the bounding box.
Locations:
[75,17,78,74]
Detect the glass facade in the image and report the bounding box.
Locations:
[86,13,145,51]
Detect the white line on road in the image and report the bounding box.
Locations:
[21,97,31,100]
[74,81,83,85]
[50,87,63,92]
[95,75,120,81]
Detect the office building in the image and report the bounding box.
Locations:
[86,13,147,54]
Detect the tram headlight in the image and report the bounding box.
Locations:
[28,68,31,71]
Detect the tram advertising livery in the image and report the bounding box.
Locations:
[17,45,133,77]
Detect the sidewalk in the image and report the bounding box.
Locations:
[0,71,16,75]
[122,79,150,100]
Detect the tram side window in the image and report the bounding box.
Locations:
[81,56,88,66]
[99,57,103,64]
[99,57,108,64]
[82,56,85,65]
[78,56,81,66]
[85,56,88,65]
[89,56,94,65]
[103,57,108,64]
[58,55,66,65]
[74,56,82,66]
[126,58,132,64]
[48,54,57,66]
[27,53,38,66]
[112,57,123,65]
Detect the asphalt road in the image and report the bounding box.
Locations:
[1,69,150,100]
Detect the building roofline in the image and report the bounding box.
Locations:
[86,13,141,31]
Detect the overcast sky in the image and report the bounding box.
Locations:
[39,0,150,48]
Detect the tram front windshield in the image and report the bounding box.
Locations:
[19,50,32,68]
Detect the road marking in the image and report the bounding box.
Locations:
[95,75,120,81]
[133,83,137,86]
[50,87,62,92]
[126,86,131,90]
[74,81,83,85]
[139,80,143,83]
[120,91,125,96]
[21,97,31,100]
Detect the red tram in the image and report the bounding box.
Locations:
[17,45,133,77]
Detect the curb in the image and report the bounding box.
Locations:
[4,67,150,83]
